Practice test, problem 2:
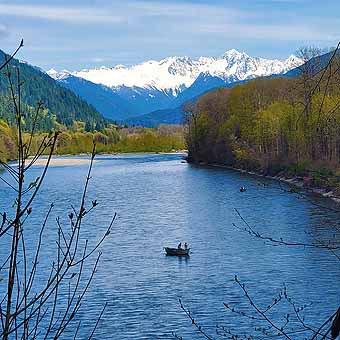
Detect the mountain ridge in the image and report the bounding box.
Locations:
[48,49,302,94]
[47,49,303,124]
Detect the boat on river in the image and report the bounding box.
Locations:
[164,247,190,256]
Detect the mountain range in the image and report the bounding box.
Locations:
[48,50,303,126]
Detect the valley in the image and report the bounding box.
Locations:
[0,1,339,339]
[48,49,303,125]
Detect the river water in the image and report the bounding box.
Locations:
[0,153,339,339]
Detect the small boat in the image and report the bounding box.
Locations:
[164,247,190,256]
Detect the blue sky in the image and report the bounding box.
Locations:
[0,0,339,70]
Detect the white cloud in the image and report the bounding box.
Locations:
[0,23,9,38]
[0,4,125,24]
[91,57,111,63]
[128,1,251,19]
[124,1,339,43]
[197,22,339,42]
[1,0,338,69]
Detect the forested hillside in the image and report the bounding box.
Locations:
[0,49,105,129]
[186,49,340,188]
[56,75,135,121]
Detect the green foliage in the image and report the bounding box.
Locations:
[287,161,310,177]
[25,125,185,158]
[112,128,184,153]
[233,146,261,171]
[0,119,16,161]
[265,160,288,177]
[186,56,340,188]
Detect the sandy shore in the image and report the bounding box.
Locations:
[13,156,98,167]
[16,151,186,167]
[33,158,95,167]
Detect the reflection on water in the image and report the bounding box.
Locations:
[165,255,190,265]
[0,153,339,339]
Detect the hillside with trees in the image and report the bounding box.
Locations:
[185,48,340,191]
[0,49,106,129]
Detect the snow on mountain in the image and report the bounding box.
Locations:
[48,49,302,96]
[47,68,72,81]
[47,49,303,123]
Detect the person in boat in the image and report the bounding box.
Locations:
[178,242,182,249]
[184,242,188,250]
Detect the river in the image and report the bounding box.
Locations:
[0,153,339,339]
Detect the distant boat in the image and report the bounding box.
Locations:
[164,247,190,256]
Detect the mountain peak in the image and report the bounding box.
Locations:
[221,49,248,59]
[114,64,126,70]
[47,68,72,80]
[159,55,193,65]
[285,54,301,64]
[47,68,58,76]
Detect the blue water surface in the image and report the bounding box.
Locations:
[0,154,339,339]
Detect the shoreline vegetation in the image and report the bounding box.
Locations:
[0,123,186,163]
[185,49,340,204]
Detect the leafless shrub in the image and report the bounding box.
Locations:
[0,41,114,339]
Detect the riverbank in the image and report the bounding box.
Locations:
[16,151,187,167]
[188,159,340,204]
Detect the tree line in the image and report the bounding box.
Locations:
[185,47,340,187]
[0,121,185,162]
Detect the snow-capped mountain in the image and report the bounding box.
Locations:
[49,49,301,95]
[47,68,77,81]
[47,49,302,122]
